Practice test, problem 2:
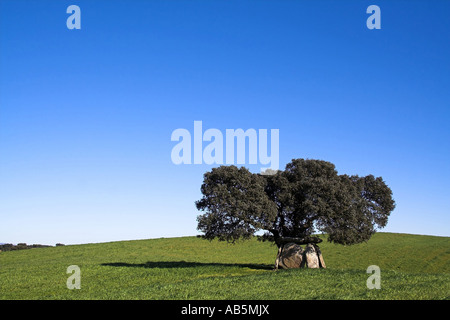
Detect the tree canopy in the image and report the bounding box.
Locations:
[196,159,395,246]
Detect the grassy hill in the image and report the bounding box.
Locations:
[0,232,448,300]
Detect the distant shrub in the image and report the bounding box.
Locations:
[0,243,52,251]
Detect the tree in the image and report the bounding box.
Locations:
[195,159,395,269]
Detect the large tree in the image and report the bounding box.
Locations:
[195,159,395,268]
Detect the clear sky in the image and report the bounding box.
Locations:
[1,0,449,245]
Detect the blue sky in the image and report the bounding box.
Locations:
[1,0,449,245]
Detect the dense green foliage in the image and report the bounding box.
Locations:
[0,233,448,300]
[196,159,395,246]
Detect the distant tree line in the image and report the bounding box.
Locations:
[0,243,64,252]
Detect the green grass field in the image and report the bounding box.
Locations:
[0,233,448,300]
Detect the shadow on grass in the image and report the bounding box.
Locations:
[101,261,273,270]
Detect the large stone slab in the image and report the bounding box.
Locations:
[315,245,326,268]
[277,242,326,269]
[279,243,305,269]
[304,244,320,268]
